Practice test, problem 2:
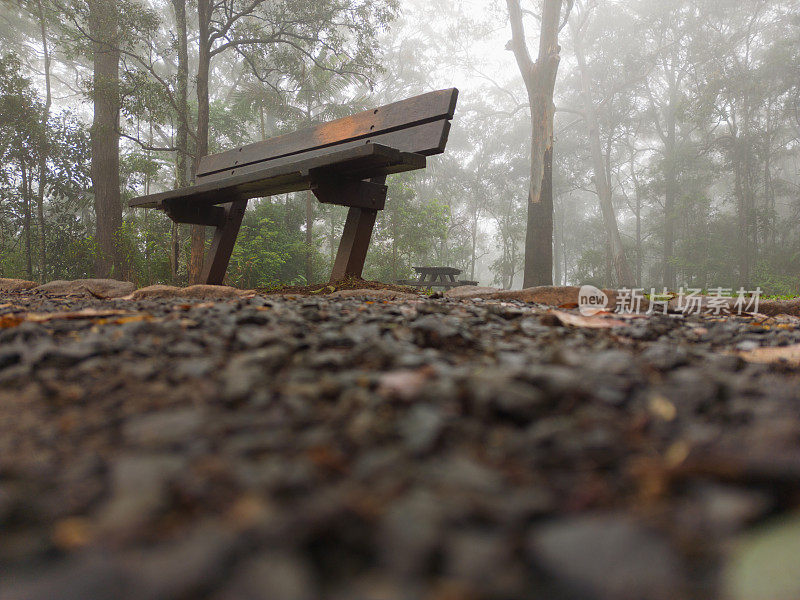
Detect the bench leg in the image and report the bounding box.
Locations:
[200,198,247,285]
[330,207,377,281]
[329,176,386,282]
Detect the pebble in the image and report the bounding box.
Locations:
[528,513,687,600]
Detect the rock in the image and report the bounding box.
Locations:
[33,279,136,298]
[0,278,37,292]
[641,343,690,371]
[528,513,686,600]
[379,490,443,575]
[219,346,293,404]
[97,455,185,534]
[723,512,800,600]
[444,530,512,586]
[216,552,315,600]
[694,483,771,534]
[1,554,139,600]
[0,348,22,371]
[377,368,433,402]
[327,288,419,301]
[123,523,240,599]
[443,285,501,298]
[424,455,503,493]
[409,314,467,348]
[123,284,251,300]
[399,404,444,454]
[122,408,205,448]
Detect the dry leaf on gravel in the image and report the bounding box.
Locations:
[738,343,800,366]
[548,310,628,329]
[0,314,23,328]
[0,308,138,327]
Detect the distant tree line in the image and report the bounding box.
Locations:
[1,0,799,293]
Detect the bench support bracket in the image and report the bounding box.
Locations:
[328,177,387,281]
[164,203,227,228]
[200,197,248,285]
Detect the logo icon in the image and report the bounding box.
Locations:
[578,285,609,316]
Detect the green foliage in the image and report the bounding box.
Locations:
[364,174,449,282]
[0,52,91,281]
[227,198,317,289]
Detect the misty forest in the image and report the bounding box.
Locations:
[2,0,798,293]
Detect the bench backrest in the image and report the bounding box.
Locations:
[196,88,458,184]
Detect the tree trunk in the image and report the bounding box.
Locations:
[663,88,678,290]
[571,20,634,287]
[523,145,554,285]
[553,193,561,285]
[190,0,212,284]
[36,0,51,283]
[507,0,564,288]
[89,0,123,279]
[305,190,313,283]
[171,0,190,283]
[629,152,643,286]
[22,160,32,279]
[470,209,478,280]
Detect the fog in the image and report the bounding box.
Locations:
[1,0,798,294]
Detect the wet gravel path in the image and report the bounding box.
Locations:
[1,290,800,599]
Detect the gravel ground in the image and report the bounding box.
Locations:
[1,289,800,600]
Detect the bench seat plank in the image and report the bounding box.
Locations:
[198,119,449,184]
[196,88,457,178]
[130,144,424,210]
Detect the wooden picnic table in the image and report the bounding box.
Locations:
[397,266,478,289]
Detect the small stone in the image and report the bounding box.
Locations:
[400,404,444,455]
[0,348,22,371]
[97,455,185,534]
[528,513,686,600]
[123,408,205,448]
[641,343,690,371]
[445,530,511,584]
[379,490,443,576]
[1,554,137,600]
[124,523,239,599]
[216,551,316,600]
[328,289,418,300]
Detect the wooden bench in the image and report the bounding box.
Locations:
[129,89,459,284]
[397,266,479,289]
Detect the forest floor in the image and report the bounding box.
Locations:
[1,282,800,600]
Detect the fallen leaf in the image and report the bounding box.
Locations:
[0,308,141,328]
[738,343,800,366]
[0,314,23,328]
[97,314,155,325]
[52,517,93,550]
[24,308,137,322]
[649,394,677,421]
[548,310,628,329]
[723,512,800,600]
